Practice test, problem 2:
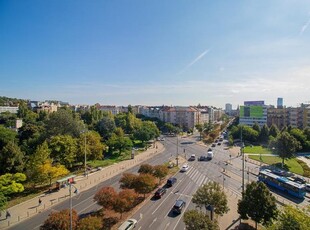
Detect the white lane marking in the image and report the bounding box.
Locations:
[203,176,209,185]
[196,174,205,186]
[140,213,143,220]
[149,217,157,228]
[164,222,170,230]
[172,196,193,230]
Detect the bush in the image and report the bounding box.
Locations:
[296,159,310,177]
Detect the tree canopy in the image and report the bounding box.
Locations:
[183,209,220,230]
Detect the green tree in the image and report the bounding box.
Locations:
[269,124,279,138]
[26,141,51,185]
[289,128,307,151]
[49,135,78,168]
[106,132,132,155]
[0,125,16,150]
[252,123,261,133]
[0,173,26,195]
[238,182,278,229]
[0,192,7,211]
[268,205,310,230]
[195,124,203,140]
[0,141,24,174]
[77,216,103,230]
[77,131,104,162]
[45,109,83,138]
[40,209,78,230]
[192,181,229,216]
[259,124,270,143]
[96,116,116,140]
[115,113,127,131]
[183,209,219,230]
[274,131,301,168]
[17,102,38,123]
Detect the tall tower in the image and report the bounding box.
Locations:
[277,98,283,109]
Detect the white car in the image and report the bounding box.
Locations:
[180,164,189,172]
[118,219,137,230]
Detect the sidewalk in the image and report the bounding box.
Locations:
[0,142,165,229]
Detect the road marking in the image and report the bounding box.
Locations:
[172,196,193,230]
[138,227,142,230]
[148,217,157,228]
[140,213,143,220]
[164,222,170,230]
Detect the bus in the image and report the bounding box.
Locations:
[258,169,306,199]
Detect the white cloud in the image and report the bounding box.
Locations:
[300,18,310,36]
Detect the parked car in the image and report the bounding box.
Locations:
[211,143,216,147]
[166,177,177,187]
[208,148,212,151]
[180,164,189,172]
[189,154,196,161]
[154,188,167,198]
[118,219,137,230]
[172,199,186,214]
[306,183,310,192]
[217,142,221,145]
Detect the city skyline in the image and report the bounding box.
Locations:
[1,1,310,108]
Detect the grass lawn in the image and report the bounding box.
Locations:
[244,145,272,155]
[249,155,304,175]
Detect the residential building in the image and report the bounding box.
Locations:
[239,101,267,127]
[225,103,232,115]
[0,106,19,114]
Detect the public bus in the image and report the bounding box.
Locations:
[258,169,306,199]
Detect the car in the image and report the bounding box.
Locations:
[166,177,177,187]
[306,183,310,192]
[198,156,208,161]
[208,148,212,151]
[154,188,167,198]
[211,143,216,147]
[293,176,306,184]
[172,199,186,214]
[118,219,137,230]
[189,154,196,161]
[217,142,221,146]
[180,164,189,172]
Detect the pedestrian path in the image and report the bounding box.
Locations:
[0,143,165,229]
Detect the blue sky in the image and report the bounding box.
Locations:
[1,0,310,109]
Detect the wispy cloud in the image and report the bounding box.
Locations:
[177,48,210,75]
[300,18,310,36]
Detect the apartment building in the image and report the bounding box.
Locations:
[239,101,268,127]
[0,106,19,114]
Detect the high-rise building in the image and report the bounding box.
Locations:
[225,103,232,115]
[277,98,283,109]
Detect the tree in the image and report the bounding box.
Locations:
[192,181,229,216]
[77,131,104,162]
[119,173,137,189]
[45,109,83,138]
[94,186,117,210]
[0,192,7,211]
[133,173,157,198]
[252,123,261,133]
[40,209,78,230]
[106,132,132,155]
[195,124,203,140]
[26,141,51,185]
[269,125,279,138]
[138,164,154,174]
[0,173,26,195]
[96,116,116,140]
[49,135,78,168]
[238,182,278,229]
[183,209,219,230]
[77,216,103,230]
[153,165,169,182]
[0,125,16,150]
[259,124,270,143]
[274,131,301,168]
[0,141,24,174]
[39,160,69,186]
[268,205,310,230]
[113,189,138,218]
[289,128,307,151]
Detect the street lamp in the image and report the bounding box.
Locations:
[69,183,78,230]
[82,123,88,178]
[176,134,179,166]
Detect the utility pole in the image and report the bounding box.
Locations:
[241,126,245,195]
[176,135,179,166]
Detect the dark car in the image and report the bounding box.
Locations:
[293,177,306,184]
[154,188,167,198]
[172,199,186,214]
[211,143,216,147]
[166,177,177,187]
[208,148,212,151]
[217,142,221,146]
[198,156,208,161]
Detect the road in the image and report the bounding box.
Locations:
[9,133,309,230]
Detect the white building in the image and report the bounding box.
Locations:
[0,106,19,114]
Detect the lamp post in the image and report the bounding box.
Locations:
[83,123,87,178]
[69,183,78,230]
[176,134,179,166]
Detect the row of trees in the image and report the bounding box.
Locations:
[41,163,170,229]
